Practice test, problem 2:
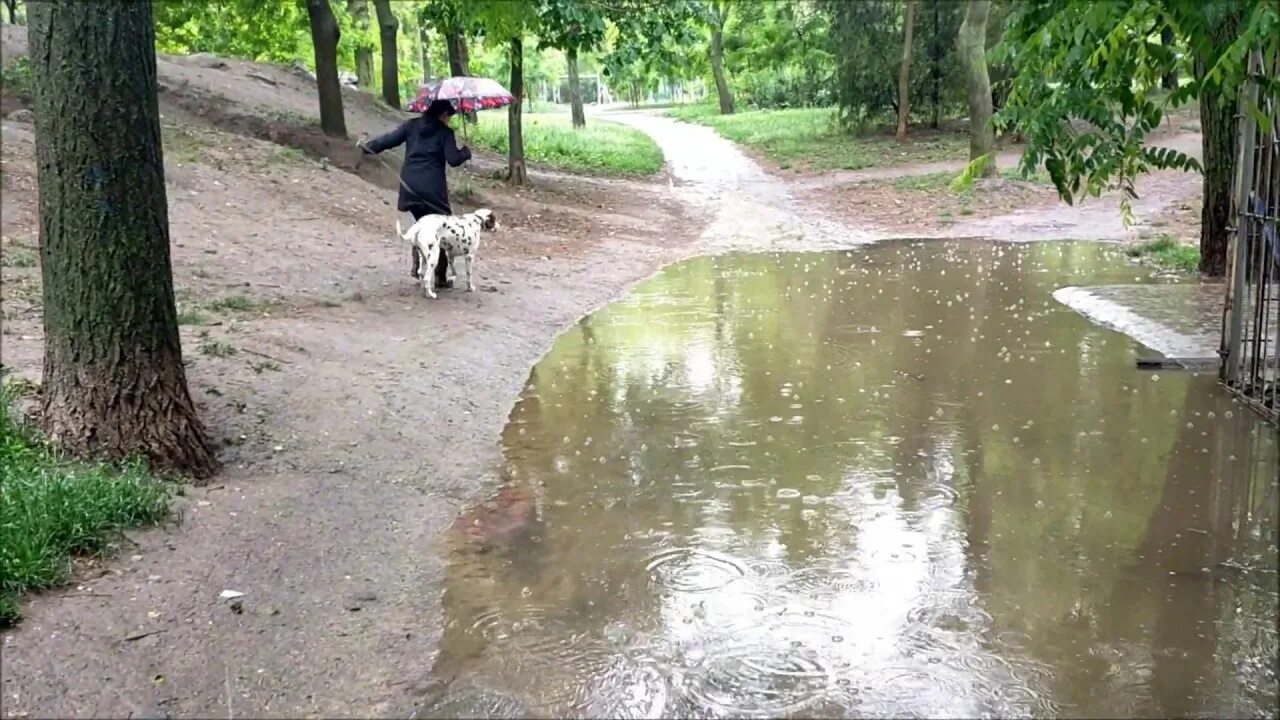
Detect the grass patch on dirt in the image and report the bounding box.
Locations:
[0,386,172,628]
[2,246,38,268]
[0,56,34,103]
[892,167,1052,193]
[665,103,968,172]
[197,338,237,358]
[176,306,209,326]
[1126,235,1200,273]
[467,113,663,176]
[208,294,274,313]
[162,121,215,165]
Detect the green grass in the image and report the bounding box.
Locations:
[2,246,38,268]
[208,294,274,313]
[665,103,969,172]
[176,306,208,326]
[465,112,664,176]
[892,166,1053,193]
[0,386,172,627]
[0,56,34,103]
[198,338,237,358]
[1126,235,1201,273]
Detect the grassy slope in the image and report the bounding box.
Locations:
[666,104,969,172]
[467,111,664,177]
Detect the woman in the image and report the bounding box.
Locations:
[360,98,472,288]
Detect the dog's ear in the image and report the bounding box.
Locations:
[477,208,497,230]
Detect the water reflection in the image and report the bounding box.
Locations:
[424,241,1278,719]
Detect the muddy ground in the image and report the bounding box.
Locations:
[0,25,1205,718]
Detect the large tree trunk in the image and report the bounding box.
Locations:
[567,45,586,128]
[508,36,526,185]
[348,0,374,89]
[305,0,347,137]
[957,0,996,176]
[896,0,917,139]
[372,0,399,109]
[1160,27,1178,90]
[1193,8,1242,278]
[708,3,734,115]
[27,0,217,479]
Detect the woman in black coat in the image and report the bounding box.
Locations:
[360,99,472,288]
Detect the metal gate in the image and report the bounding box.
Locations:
[1221,50,1280,425]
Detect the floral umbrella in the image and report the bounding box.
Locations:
[407,76,515,114]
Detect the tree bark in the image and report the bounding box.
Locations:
[567,45,586,128]
[445,30,475,123]
[957,0,996,176]
[1193,7,1242,278]
[1160,27,1178,90]
[305,0,347,137]
[446,31,468,76]
[348,0,374,89]
[929,0,942,128]
[27,0,217,479]
[709,2,734,115]
[896,0,917,139]
[508,36,527,185]
[372,0,399,109]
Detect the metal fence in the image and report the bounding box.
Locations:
[1221,50,1280,424]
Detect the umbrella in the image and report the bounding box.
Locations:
[408,76,515,141]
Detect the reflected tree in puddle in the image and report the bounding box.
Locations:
[420,241,1278,719]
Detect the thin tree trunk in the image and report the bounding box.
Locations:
[305,0,347,137]
[896,0,917,139]
[446,30,467,76]
[709,3,734,115]
[567,45,586,128]
[3,0,16,25]
[348,0,374,89]
[27,0,216,479]
[930,0,941,128]
[1161,27,1179,90]
[957,0,995,176]
[372,0,399,108]
[508,36,527,185]
[1193,7,1242,278]
[419,20,432,82]
[446,30,475,123]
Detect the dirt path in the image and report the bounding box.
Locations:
[2,36,1207,714]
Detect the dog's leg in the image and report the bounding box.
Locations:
[411,246,422,279]
[463,253,475,292]
[421,244,439,299]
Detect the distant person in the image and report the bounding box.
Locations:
[359,99,472,288]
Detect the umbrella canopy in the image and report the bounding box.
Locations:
[407,76,515,114]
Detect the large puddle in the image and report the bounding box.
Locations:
[423,241,1278,718]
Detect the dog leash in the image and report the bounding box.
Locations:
[355,132,435,209]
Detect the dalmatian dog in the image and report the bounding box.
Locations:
[435,209,498,293]
[396,214,447,299]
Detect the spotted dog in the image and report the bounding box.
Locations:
[396,214,447,299]
[435,209,497,293]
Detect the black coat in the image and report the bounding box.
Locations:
[363,115,471,214]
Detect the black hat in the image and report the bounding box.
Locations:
[426,99,457,117]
